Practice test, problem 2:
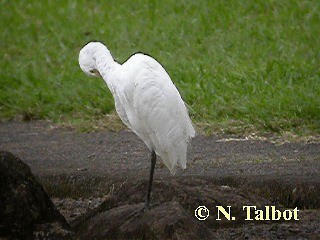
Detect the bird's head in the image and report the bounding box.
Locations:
[79,42,107,78]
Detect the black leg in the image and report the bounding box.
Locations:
[146,150,156,207]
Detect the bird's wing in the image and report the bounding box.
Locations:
[118,54,195,173]
[113,93,131,128]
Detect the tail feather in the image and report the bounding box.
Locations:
[159,133,193,175]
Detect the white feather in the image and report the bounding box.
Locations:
[79,42,195,174]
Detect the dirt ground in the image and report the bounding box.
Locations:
[0,121,319,239]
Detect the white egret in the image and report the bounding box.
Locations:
[79,42,195,207]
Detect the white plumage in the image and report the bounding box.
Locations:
[79,42,195,205]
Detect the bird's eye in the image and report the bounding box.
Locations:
[89,70,95,73]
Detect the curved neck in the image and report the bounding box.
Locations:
[94,49,120,89]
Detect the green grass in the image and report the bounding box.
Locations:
[1,0,319,135]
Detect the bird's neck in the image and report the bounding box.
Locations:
[95,50,120,90]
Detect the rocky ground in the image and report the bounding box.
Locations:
[0,121,319,239]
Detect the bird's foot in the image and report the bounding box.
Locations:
[144,202,150,211]
[127,204,148,220]
[127,201,158,220]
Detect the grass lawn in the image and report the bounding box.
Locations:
[0,0,319,135]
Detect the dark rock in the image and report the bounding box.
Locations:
[73,178,273,240]
[76,201,213,240]
[0,151,73,239]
